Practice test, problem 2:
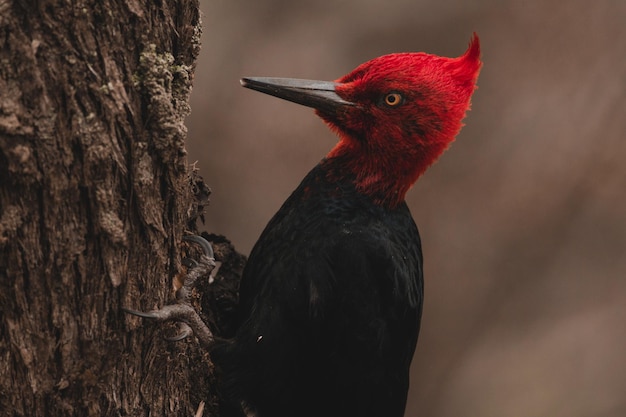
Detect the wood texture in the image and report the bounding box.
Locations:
[0,1,237,415]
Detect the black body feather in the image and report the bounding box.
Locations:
[211,156,423,417]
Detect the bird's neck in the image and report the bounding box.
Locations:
[324,138,442,208]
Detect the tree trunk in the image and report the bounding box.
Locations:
[0,1,240,416]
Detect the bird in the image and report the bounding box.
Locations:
[209,34,482,417]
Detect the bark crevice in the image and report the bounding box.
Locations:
[0,1,236,416]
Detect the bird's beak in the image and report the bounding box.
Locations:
[240,77,355,113]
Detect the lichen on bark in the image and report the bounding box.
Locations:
[0,1,230,416]
[134,43,192,163]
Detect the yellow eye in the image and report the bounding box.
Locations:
[384,92,403,107]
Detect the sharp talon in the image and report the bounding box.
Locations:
[183,235,214,259]
[166,323,192,341]
[123,304,214,348]
[166,332,190,342]
[124,236,217,349]
[122,307,161,319]
[182,258,199,268]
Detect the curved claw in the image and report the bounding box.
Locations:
[182,258,199,268]
[165,323,193,341]
[123,235,216,349]
[122,307,163,319]
[122,304,214,348]
[182,235,214,259]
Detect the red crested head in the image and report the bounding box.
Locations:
[241,34,482,207]
[322,34,482,206]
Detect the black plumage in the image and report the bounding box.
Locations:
[211,156,423,417]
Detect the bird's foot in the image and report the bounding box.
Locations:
[123,235,216,348]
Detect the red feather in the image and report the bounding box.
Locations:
[323,34,482,207]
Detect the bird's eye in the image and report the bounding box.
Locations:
[383,92,404,107]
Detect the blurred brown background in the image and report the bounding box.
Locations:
[186,0,626,415]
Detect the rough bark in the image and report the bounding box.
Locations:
[0,1,240,416]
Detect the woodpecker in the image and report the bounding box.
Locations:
[125,34,481,417]
[210,35,482,417]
